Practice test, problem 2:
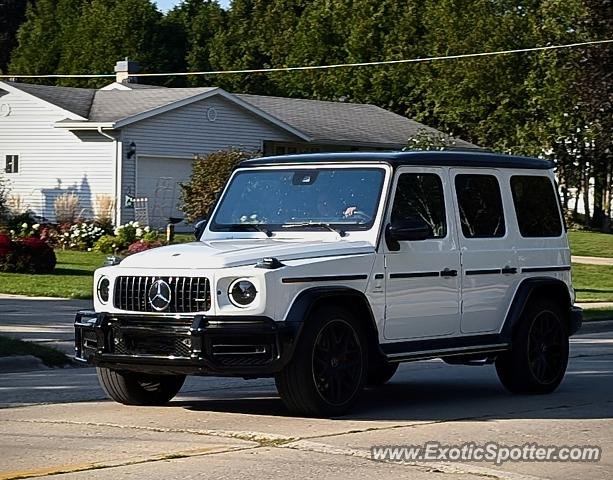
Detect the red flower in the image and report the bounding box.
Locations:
[21,236,49,251]
[0,234,13,256]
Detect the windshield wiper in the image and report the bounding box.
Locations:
[282,222,347,237]
[228,224,273,237]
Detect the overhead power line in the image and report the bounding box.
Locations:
[1,39,612,79]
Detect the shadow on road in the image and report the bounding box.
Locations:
[174,355,613,421]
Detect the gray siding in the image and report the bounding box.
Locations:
[119,95,297,222]
[0,88,115,221]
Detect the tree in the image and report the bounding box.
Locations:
[8,0,64,82]
[58,0,168,87]
[0,0,29,73]
[573,0,613,231]
[164,0,225,87]
[180,149,260,223]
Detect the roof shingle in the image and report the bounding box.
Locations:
[4,81,476,148]
[6,81,95,119]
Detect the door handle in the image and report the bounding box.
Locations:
[441,268,458,277]
[501,266,517,274]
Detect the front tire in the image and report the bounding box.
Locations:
[496,299,569,394]
[97,367,186,405]
[275,306,367,417]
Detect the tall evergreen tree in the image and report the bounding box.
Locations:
[58,0,168,87]
[0,0,29,73]
[9,0,63,81]
[164,0,225,87]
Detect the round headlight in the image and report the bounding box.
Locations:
[97,277,110,304]
[228,279,257,307]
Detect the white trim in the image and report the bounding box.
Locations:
[114,135,123,225]
[0,81,88,120]
[55,121,115,129]
[99,82,132,91]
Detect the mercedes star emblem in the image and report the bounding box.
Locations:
[148,279,172,311]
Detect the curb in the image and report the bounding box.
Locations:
[579,319,613,334]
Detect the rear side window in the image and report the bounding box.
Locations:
[391,173,446,238]
[455,174,505,238]
[511,176,563,237]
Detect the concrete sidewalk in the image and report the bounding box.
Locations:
[572,255,613,265]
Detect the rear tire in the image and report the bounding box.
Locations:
[496,298,569,394]
[367,361,398,386]
[275,306,367,417]
[97,367,186,405]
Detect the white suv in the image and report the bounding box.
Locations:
[75,151,582,416]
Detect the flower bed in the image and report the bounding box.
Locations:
[0,234,56,273]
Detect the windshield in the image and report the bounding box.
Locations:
[211,167,386,232]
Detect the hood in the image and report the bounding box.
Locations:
[118,239,375,269]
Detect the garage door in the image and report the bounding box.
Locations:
[136,156,195,228]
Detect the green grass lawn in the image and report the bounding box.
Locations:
[0,335,71,366]
[0,250,107,299]
[573,263,613,303]
[568,230,613,258]
[582,308,613,322]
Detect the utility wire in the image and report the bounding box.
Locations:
[1,39,612,79]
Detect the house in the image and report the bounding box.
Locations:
[0,61,475,228]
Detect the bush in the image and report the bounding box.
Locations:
[94,223,155,254]
[180,149,260,223]
[5,211,38,235]
[127,239,163,254]
[57,222,107,250]
[0,234,56,274]
[94,235,120,254]
[0,175,8,225]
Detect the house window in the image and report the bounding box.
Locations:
[5,155,18,173]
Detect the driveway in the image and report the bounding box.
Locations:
[0,326,611,479]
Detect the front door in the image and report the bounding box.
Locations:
[383,167,461,340]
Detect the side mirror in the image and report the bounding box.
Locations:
[385,217,432,250]
[194,218,207,240]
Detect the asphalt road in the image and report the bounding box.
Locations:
[0,296,91,355]
[0,327,611,480]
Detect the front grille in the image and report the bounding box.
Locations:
[113,276,211,313]
[109,319,192,358]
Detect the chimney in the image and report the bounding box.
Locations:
[114,57,140,84]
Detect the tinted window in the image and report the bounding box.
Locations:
[391,173,446,238]
[455,174,505,238]
[511,176,562,237]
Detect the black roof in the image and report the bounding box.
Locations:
[240,151,553,170]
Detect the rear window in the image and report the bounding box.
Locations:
[511,175,563,237]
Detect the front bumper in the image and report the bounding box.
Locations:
[74,311,302,376]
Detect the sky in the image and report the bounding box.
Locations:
[154,0,231,12]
